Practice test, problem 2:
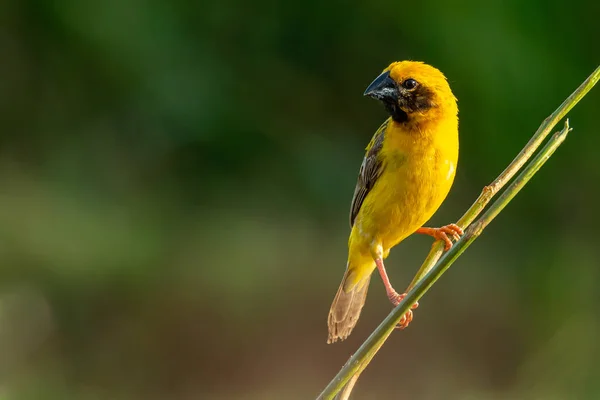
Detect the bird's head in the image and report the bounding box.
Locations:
[364,61,457,123]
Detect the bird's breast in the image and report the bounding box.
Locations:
[363,128,458,249]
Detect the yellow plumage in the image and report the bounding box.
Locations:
[328,61,460,343]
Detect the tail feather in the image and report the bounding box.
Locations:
[327,269,371,344]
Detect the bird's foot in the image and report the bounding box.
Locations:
[388,292,418,330]
[416,223,464,251]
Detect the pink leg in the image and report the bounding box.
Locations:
[375,257,418,329]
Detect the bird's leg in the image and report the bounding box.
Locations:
[416,223,464,251]
[374,255,418,330]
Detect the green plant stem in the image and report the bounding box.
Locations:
[317,63,600,400]
[332,372,360,400]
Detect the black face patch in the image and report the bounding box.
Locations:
[365,71,436,123]
[398,85,436,114]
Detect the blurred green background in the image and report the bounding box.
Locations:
[0,0,599,399]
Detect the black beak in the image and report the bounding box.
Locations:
[364,70,398,102]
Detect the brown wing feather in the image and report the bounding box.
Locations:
[349,120,388,227]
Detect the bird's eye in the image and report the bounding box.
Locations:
[402,78,418,90]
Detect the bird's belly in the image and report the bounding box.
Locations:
[360,157,455,250]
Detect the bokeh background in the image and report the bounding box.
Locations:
[1,0,599,399]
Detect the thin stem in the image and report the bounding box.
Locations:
[333,372,360,400]
[316,119,572,400]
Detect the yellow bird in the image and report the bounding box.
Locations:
[327,61,463,343]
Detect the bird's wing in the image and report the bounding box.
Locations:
[349,120,388,227]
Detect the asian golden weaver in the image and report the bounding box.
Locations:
[327,61,463,343]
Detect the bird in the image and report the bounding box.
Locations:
[327,61,463,344]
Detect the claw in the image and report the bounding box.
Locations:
[416,223,464,251]
[398,310,412,329]
[389,292,418,330]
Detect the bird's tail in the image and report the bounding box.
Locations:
[327,265,371,344]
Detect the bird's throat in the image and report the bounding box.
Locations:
[384,102,408,123]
